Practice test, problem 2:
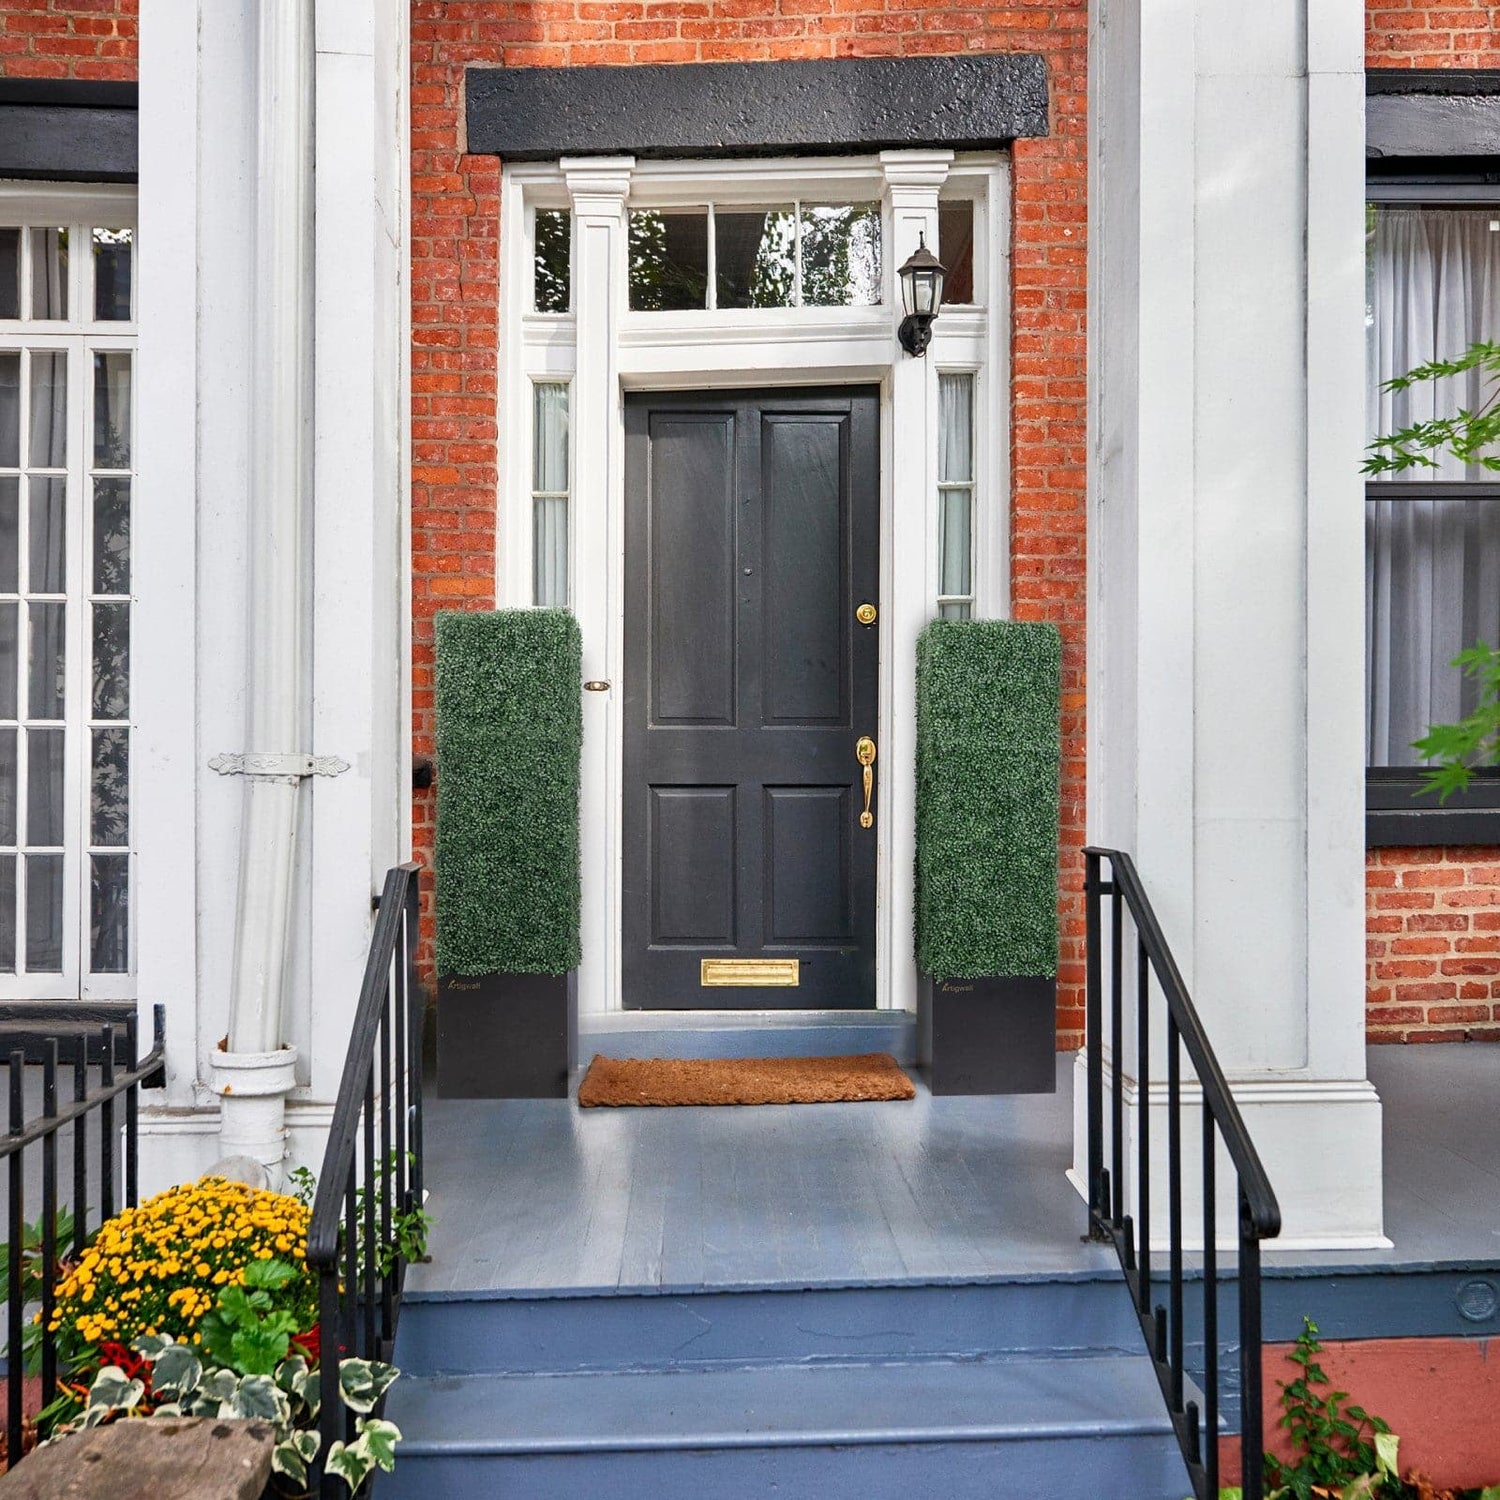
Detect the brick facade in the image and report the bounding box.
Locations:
[0,0,136,79]
[1364,7,1500,1042]
[408,2,1090,1040]
[1366,847,1500,1043]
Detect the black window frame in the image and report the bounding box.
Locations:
[1364,166,1500,846]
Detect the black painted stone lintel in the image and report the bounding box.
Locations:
[0,97,137,183]
[466,54,1049,161]
[1366,771,1500,849]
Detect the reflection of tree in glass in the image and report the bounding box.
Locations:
[715,210,796,309]
[629,212,709,311]
[534,210,570,313]
[801,205,882,308]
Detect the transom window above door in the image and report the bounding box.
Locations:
[0,187,136,998]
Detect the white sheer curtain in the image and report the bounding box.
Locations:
[532,382,569,608]
[1366,207,1500,766]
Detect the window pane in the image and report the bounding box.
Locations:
[27,602,64,720]
[534,496,568,609]
[29,351,67,469]
[29,228,67,321]
[800,204,882,308]
[939,373,974,483]
[26,726,63,846]
[93,351,131,468]
[940,488,972,602]
[0,728,15,846]
[1366,494,1500,766]
[93,478,130,594]
[28,475,65,594]
[25,852,62,972]
[0,477,16,594]
[939,202,976,305]
[0,229,17,320]
[1367,207,1500,483]
[629,210,709,311]
[91,725,128,846]
[534,209,570,313]
[92,601,129,720]
[715,208,796,310]
[90,853,128,973]
[532,383,568,493]
[0,856,14,971]
[0,605,15,720]
[92,228,132,321]
[0,353,16,466]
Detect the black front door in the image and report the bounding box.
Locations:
[623,387,880,1010]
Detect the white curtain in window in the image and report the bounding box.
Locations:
[533,383,569,608]
[1366,207,1500,766]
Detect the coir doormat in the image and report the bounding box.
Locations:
[576,1052,916,1107]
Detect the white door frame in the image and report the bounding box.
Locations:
[497,151,1010,1016]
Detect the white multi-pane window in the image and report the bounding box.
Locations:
[0,193,135,997]
[937,372,975,619]
[532,382,570,608]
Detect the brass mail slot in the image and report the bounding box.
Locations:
[700,958,800,988]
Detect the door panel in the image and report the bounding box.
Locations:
[623,387,879,1009]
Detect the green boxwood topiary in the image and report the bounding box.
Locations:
[435,609,583,976]
[915,619,1061,980]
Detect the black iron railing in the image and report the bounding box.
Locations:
[1084,848,1281,1500]
[0,1003,166,1469]
[307,863,424,1498]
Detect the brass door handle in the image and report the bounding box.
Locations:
[856,736,877,828]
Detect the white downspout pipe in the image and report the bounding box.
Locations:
[210,0,316,1179]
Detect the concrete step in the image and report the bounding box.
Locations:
[379,1353,1192,1500]
[578,1008,918,1063]
[395,1273,1147,1378]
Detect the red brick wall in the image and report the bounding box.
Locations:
[409,3,1089,1039]
[1367,847,1500,1043]
[1366,0,1499,67]
[1364,4,1500,1043]
[0,0,136,79]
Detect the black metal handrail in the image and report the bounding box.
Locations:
[1084,847,1281,1500]
[1,1003,166,1469]
[307,863,423,1498]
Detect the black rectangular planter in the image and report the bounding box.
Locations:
[437,970,577,1099]
[920,975,1057,1095]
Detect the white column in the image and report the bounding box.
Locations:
[1077,0,1384,1247]
[563,158,633,1016]
[882,151,951,1023]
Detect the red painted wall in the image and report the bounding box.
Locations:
[408,1,1089,1038]
[0,0,136,79]
[1224,1336,1500,1492]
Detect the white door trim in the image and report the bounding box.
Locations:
[498,152,1011,1016]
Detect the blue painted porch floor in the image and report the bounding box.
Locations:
[383,1042,1500,1499]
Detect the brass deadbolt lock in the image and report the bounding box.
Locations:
[856,602,878,626]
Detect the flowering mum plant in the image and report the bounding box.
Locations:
[48,1177,314,1354]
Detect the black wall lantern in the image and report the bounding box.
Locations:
[897,233,946,357]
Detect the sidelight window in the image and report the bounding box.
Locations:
[532,381,570,608]
[0,200,135,995]
[937,372,975,620]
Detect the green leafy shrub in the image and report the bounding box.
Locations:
[915,620,1061,978]
[435,609,583,975]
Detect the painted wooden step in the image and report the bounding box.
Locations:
[395,1274,1147,1378]
[578,1008,918,1062]
[380,1353,1191,1500]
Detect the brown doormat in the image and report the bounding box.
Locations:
[577,1052,916,1107]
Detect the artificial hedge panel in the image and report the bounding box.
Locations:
[915,619,1062,979]
[435,609,583,976]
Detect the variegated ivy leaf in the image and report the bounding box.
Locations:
[275,1353,311,1402]
[226,1373,288,1425]
[1374,1430,1400,1479]
[150,1342,203,1399]
[338,1357,400,1413]
[324,1440,375,1492]
[199,1368,240,1405]
[271,1429,321,1487]
[87,1366,144,1413]
[133,1334,174,1360]
[151,1402,183,1419]
[354,1417,400,1472]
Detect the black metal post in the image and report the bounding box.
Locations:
[40,1040,58,1407]
[7,1051,23,1468]
[1085,850,1103,1225]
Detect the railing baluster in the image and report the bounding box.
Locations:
[379,968,394,1350]
[1135,935,1150,1313]
[407,877,424,1215]
[7,1050,24,1470]
[40,1040,58,1409]
[71,1039,87,1258]
[124,1014,139,1209]
[1168,1012,1184,1414]
[1239,1186,1265,1500]
[1085,850,1104,1223]
[362,1074,377,1360]
[99,1026,115,1223]
[1111,883,1124,1223]
[1203,1108,1219,1498]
